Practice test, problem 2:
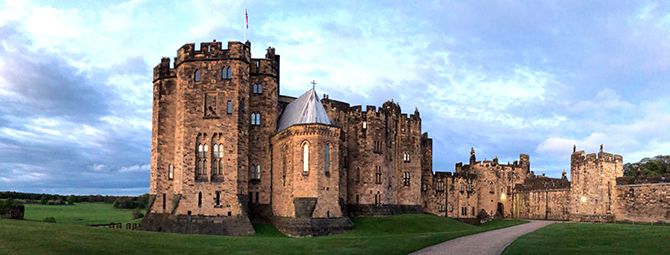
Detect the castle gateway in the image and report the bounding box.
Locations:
[140,40,670,236]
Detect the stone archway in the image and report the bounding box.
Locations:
[497,202,504,218]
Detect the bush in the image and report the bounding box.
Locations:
[43,217,56,223]
[131,208,144,219]
[67,196,75,205]
[40,195,48,205]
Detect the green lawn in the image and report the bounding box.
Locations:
[0,214,527,255]
[502,222,670,255]
[23,203,145,225]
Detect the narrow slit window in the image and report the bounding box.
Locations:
[194,70,200,82]
[227,67,232,78]
[303,143,309,172]
[168,164,173,180]
[198,192,202,208]
[258,84,262,94]
[325,144,330,174]
[253,84,258,94]
[256,165,261,180]
[227,101,232,114]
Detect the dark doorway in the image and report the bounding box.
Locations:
[497,203,504,218]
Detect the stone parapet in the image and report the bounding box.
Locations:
[271,217,353,237]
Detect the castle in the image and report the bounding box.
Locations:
[139,40,670,237]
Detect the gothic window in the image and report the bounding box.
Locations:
[448,203,453,212]
[222,67,227,79]
[227,101,232,114]
[198,192,202,208]
[467,182,472,192]
[198,144,203,159]
[402,172,410,186]
[256,165,261,180]
[194,70,200,82]
[197,160,203,175]
[203,144,208,158]
[168,164,173,180]
[325,144,330,175]
[303,143,309,173]
[257,113,261,125]
[218,144,224,158]
[253,84,258,94]
[213,144,218,160]
[227,67,232,79]
[258,84,262,94]
[250,165,256,179]
[375,166,382,184]
[218,160,223,175]
[459,182,464,193]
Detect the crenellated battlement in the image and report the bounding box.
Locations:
[153,57,175,81]
[250,47,280,77]
[174,40,251,67]
[571,150,622,164]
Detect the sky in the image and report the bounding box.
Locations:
[1,0,669,195]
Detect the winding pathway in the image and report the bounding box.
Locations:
[409,220,555,255]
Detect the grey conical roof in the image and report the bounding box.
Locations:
[277,88,332,132]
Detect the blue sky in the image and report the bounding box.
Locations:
[1,0,669,195]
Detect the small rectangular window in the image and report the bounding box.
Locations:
[227,101,232,114]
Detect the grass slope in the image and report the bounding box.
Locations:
[502,222,670,255]
[23,203,144,225]
[0,214,526,255]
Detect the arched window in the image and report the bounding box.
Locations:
[257,113,261,125]
[303,143,309,172]
[194,70,200,82]
[203,144,208,158]
[227,67,232,78]
[459,182,464,192]
[258,84,262,94]
[198,192,202,208]
[212,159,218,175]
[218,144,223,158]
[222,67,226,79]
[197,160,203,175]
[250,165,255,179]
[325,144,330,175]
[256,165,261,179]
[213,144,218,159]
[218,160,223,175]
[168,164,174,180]
[253,84,258,94]
[198,144,203,159]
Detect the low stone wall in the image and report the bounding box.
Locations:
[347,204,423,217]
[614,183,670,223]
[271,216,353,237]
[137,213,255,236]
[570,214,614,223]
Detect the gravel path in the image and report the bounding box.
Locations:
[409,220,555,255]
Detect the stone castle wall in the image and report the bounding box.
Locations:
[613,175,670,223]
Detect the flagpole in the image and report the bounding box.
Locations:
[244,8,247,42]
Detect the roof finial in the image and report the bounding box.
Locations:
[311,80,317,90]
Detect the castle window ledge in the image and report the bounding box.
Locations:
[249,179,261,184]
[203,116,220,119]
[195,176,209,182]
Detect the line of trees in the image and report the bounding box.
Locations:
[0,191,150,209]
[623,155,670,176]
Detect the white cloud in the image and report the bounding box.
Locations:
[119,164,150,173]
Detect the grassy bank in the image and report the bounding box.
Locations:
[0,214,526,255]
[502,222,670,255]
[23,203,144,225]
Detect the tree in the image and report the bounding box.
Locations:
[624,155,670,176]
[40,195,48,205]
[67,196,75,205]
